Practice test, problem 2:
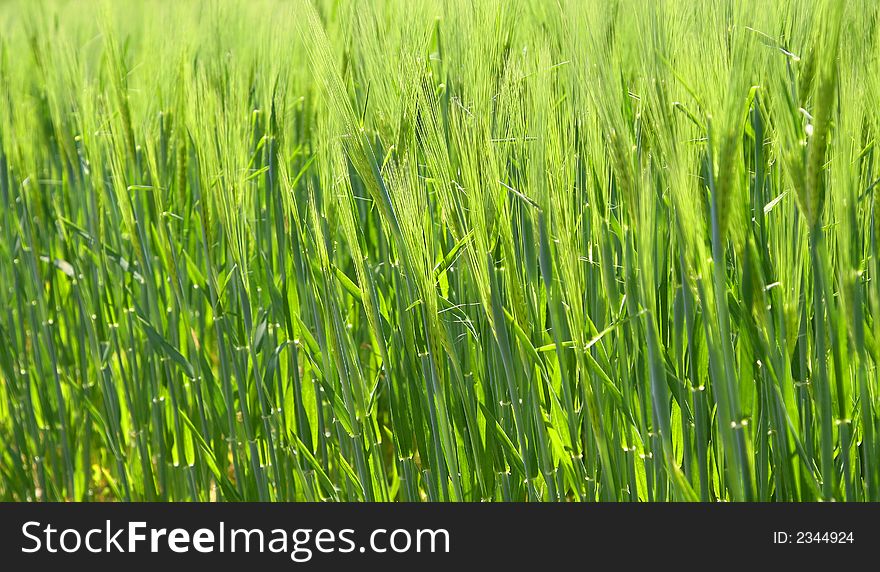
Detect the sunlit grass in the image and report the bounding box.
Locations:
[0,0,878,501]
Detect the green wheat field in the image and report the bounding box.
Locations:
[1,0,878,502]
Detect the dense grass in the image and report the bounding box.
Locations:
[1,0,878,502]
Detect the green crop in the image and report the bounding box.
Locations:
[1,0,878,502]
